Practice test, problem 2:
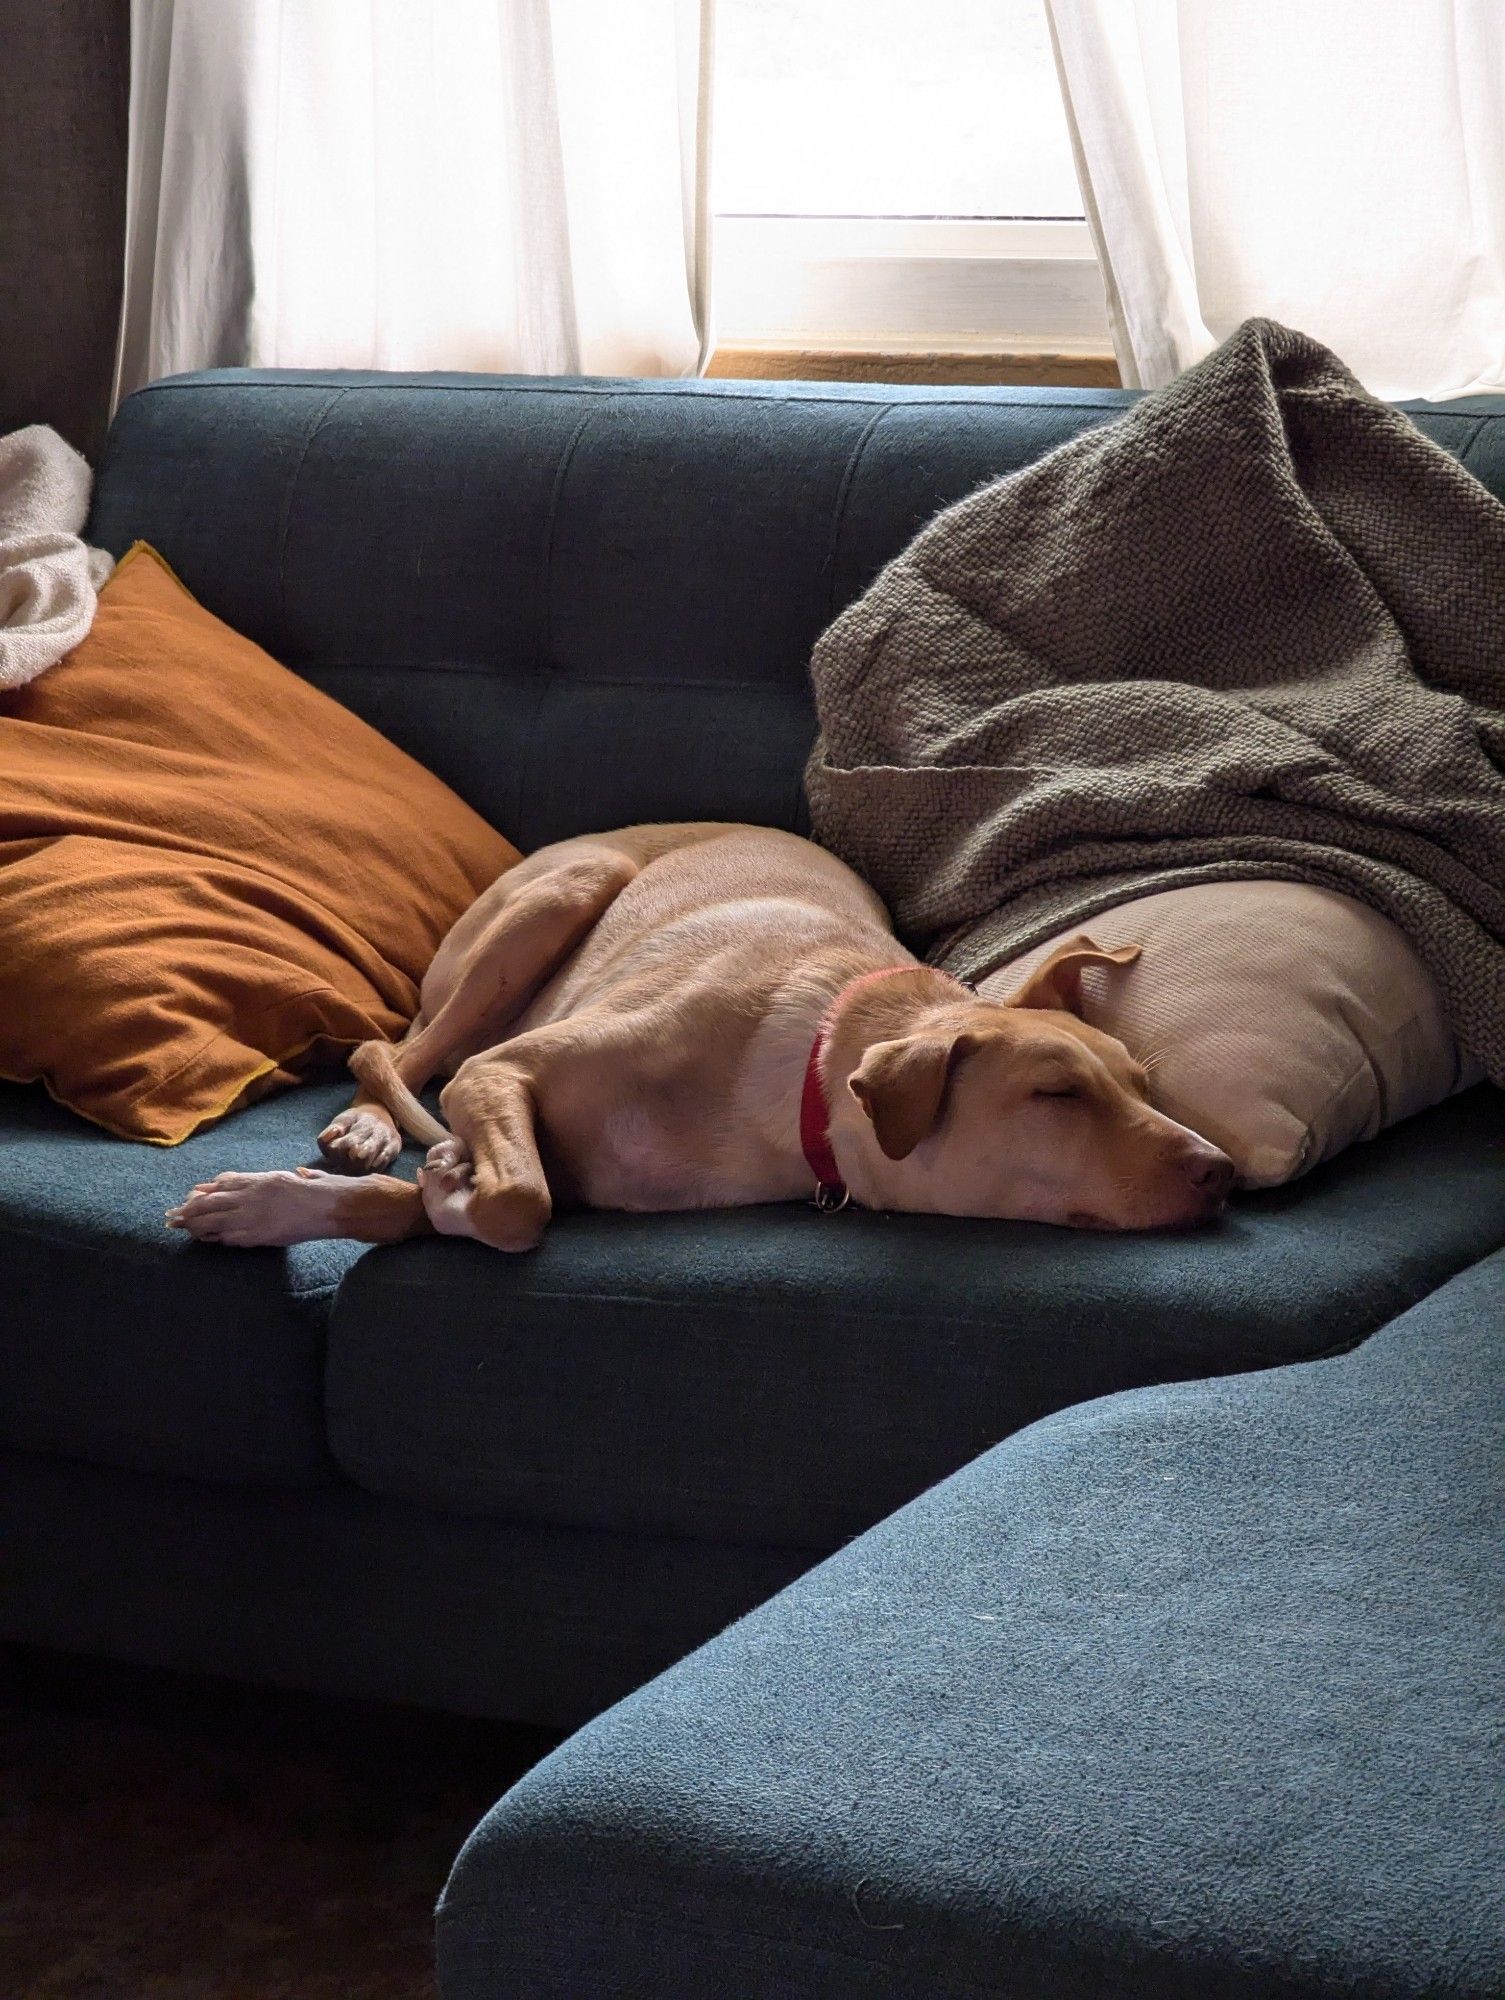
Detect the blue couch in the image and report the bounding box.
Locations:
[1,375,1501,1992]
[440,1249,1505,1997]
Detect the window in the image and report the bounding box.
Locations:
[713,0,1109,360]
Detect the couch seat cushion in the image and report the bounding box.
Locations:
[0,1080,368,1485]
[438,1248,1505,2000]
[329,1085,1505,1548]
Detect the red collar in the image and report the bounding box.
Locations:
[799,966,920,1211]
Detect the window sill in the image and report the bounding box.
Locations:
[713,216,1111,364]
[706,345,1121,388]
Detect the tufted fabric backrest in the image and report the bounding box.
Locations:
[89,372,1505,851]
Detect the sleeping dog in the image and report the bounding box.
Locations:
[167,823,1232,1249]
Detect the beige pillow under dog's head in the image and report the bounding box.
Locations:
[978,882,1480,1187]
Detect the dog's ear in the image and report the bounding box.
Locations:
[1006,935,1141,1017]
[848,1029,981,1161]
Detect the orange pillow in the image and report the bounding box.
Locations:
[0,543,518,1143]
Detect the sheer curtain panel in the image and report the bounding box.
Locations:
[1047,0,1505,398]
[114,0,714,401]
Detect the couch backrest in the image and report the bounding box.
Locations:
[90,372,1505,852]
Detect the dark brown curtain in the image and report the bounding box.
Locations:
[0,0,129,460]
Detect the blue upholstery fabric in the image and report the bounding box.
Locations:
[326,1087,1505,1547]
[0,367,1484,1765]
[87,375,1505,858]
[438,1249,1505,1999]
[0,1079,366,1485]
[0,1449,811,1728]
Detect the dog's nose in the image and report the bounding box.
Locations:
[1183,1145,1234,1204]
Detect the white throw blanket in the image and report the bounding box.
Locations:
[0,425,113,691]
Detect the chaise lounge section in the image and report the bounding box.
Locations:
[438,1248,1505,2000]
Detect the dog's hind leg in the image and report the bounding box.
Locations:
[428,1044,559,1252]
[319,1011,429,1174]
[347,847,638,1151]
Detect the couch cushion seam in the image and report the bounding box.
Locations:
[824,401,897,618]
[327,1265,1498,1337]
[274,385,357,627]
[0,1218,342,1298]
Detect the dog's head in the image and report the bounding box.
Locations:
[845,939,1232,1230]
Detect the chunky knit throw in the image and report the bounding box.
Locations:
[806,319,1505,1081]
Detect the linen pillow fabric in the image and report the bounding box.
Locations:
[0,543,518,1143]
[979,881,1480,1186]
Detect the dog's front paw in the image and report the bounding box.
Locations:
[167,1167,345,1247]
[318,1106,401,1174]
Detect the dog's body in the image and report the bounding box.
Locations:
[168,823,1232,1249]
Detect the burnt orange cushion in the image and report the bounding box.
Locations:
[0,543,518,1143]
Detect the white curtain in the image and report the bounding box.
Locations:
[1047,0,1505,399]
[114,0,714,404]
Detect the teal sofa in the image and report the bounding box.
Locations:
[1,375,1501,1995]
[440,1249,1504,1997]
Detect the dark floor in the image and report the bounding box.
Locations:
[0,1645,559,2000]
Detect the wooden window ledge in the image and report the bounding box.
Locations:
[706,346,1121,389]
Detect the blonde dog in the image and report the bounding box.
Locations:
[168,823,1232,1249]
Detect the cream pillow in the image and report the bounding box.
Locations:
[978,881,1481,1187]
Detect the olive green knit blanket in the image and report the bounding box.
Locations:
[806,319,1505,1080]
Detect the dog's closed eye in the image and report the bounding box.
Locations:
[1033,1082,1082,1100]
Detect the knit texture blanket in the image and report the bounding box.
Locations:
[806,319,1505,1082]
[0,424,113,690]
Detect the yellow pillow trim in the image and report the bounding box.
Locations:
[0,1052,283,1148]
[0,991,375,1148]
[102,539,190,596]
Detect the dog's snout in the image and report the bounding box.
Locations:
[1182,1144,1234,1205]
